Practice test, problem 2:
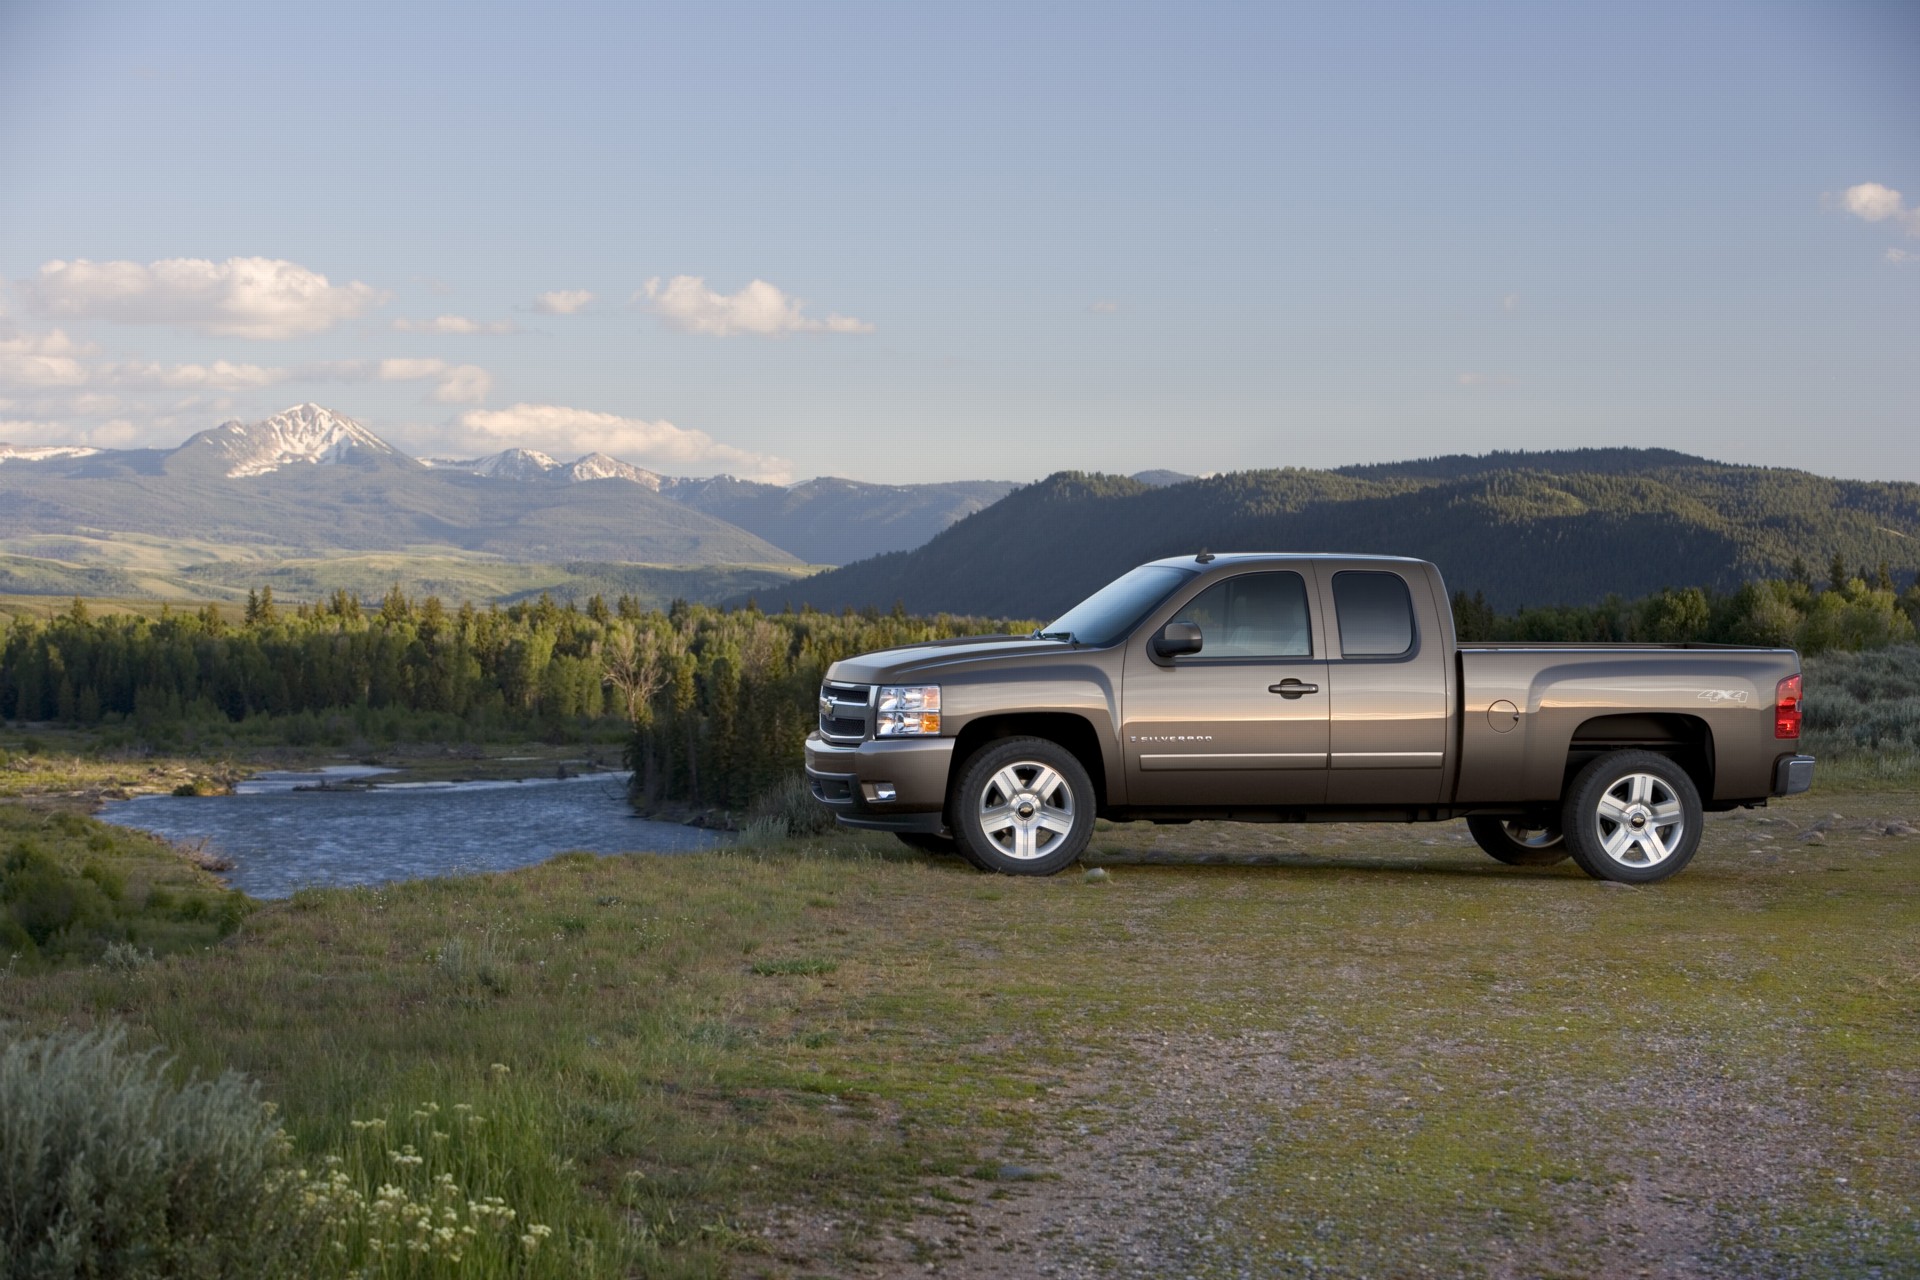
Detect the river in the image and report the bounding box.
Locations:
[99,767,726,898]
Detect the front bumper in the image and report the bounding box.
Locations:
[804,732,955,834]
[1773,754,1816,796]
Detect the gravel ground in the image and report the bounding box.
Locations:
[753,797,1920,1279]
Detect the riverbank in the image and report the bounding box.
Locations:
[0,729,629,813]
[3,787,1916,1276]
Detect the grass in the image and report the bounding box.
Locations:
[0,804,246,970]
[2,785,1917,1276]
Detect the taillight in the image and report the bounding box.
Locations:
[1775,673,1802,739]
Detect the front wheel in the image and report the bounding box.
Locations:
[1465,814,1569,866]
[1560,750,1703,884]
[951,737,1095,876]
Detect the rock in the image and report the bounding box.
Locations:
[1801,831,1826,845]
[1083,867,1111,884]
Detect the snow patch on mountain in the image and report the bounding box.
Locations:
[0,444,102,465]
[188,404,400,478]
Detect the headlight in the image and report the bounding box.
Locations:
[875,685,941,736]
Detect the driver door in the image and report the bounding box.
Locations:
[1121,568,1331,807]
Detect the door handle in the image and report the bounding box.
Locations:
[1269,680,1319,698]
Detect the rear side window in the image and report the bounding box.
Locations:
[1332,571,1415,658]
[1172,572,1312,658]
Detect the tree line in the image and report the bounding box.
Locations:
[2,565,1914,815]
[1451,557,1918,651]
[0,588,1002,812]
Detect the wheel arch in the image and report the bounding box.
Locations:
[1564,713,1715,802]
[950,713,1110,812]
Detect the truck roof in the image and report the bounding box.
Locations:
[1142,552,1433,569]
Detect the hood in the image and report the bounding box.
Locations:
[826,635,1090,684]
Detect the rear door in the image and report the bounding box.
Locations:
[1121,567,1331,806]
[1319,566,1449,804]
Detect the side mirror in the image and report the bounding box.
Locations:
[1152,620,1203,663]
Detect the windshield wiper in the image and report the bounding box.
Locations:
[1033,629,1076,642]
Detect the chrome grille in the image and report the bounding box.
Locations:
[818,681,873,742]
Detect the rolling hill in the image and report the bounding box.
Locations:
[776,455,1920,617]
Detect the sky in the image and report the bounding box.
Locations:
[1,0,1916,485]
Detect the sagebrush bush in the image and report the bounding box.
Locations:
[0,1025,302,1280]
[745,772,838,839]
[1802,645,1920,757]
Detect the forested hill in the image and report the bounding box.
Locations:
[774,454,1920,617]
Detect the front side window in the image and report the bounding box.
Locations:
[1332,571,1415,657]
[1171,572,1313,659]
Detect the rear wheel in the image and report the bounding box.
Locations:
[1465,814,1568,867]
[951,737,1095,876]
[1560,750,1703,884]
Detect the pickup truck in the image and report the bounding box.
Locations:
[804,553,1816,883]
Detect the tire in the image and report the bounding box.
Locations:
[1465,814,1569,867]
[895,831,961,856]
[951,737,1095,876]
[1560,750,1703,884]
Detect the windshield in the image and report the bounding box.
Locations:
[1040,565,1197,647]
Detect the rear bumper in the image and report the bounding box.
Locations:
[805,733,955,834]
[1773,754,1816,796]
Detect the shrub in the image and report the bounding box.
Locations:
[744,772,838,840]
[1802,645,1920,759]
[0,1025,302,1279]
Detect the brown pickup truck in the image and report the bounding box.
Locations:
[805,553,1815,883]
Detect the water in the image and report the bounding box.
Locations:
[99,767,725,898]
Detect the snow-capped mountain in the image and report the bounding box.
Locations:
[0,444,102,465]
[557,453,663,487]
[423,447,562,481]
[424,448,664,488]
[182,404,402,478]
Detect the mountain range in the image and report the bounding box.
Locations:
[0,404,1016,586]
[773,454,1920,617]
[5,407,1916,615]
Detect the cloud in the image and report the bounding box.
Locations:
[456,403,790,480]
[23,256,386,339]
[532,290,595,315]
[640,276,873,337]
[0,414,141,448]
[1888,248,1919,265]
[2,332,491,405]
[1503,293,1521,312]
[374,358,492,403]
[1457,372,1516,388]
[0,327,90,388]
[393,315,517,335]
[111,360,287,391]
[1832,182,1920,236]
[1088,300,1121,315]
